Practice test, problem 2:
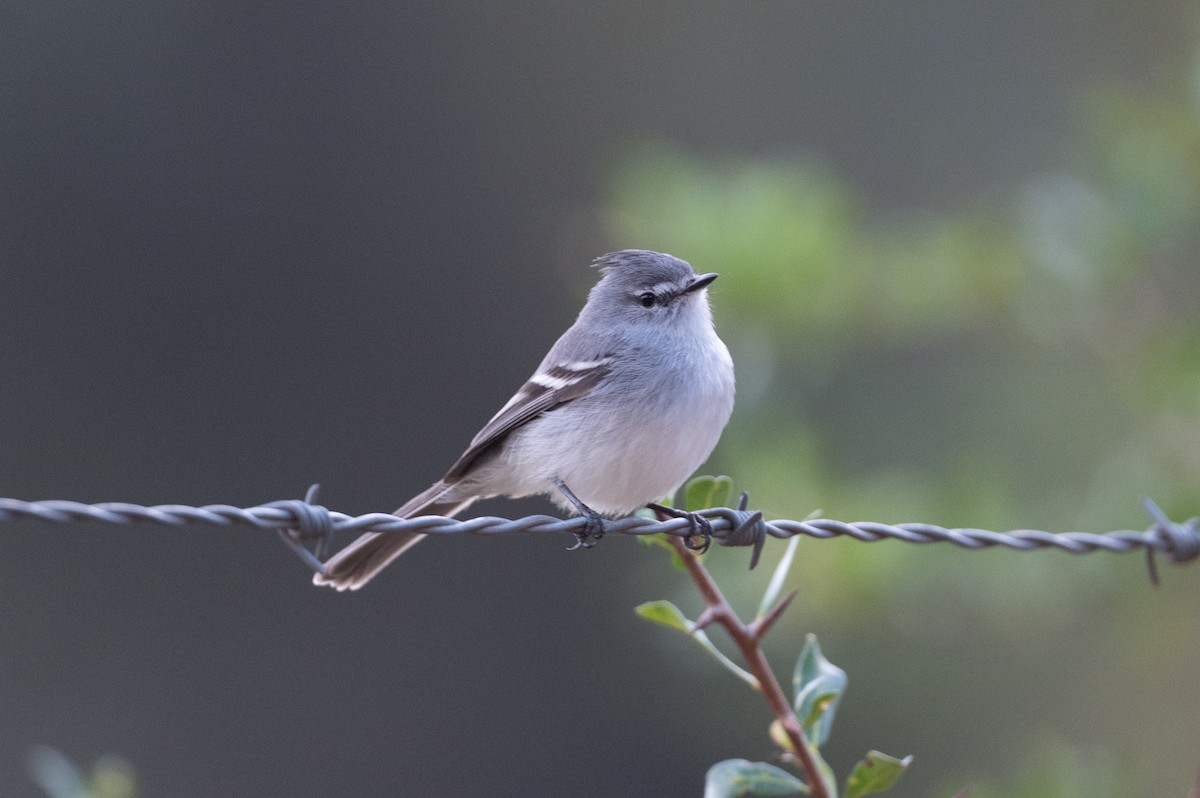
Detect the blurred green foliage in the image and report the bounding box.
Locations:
[604,52,1200,609]
[606,44,1200,798]
[28,746,137,798]
[942,740,1132,798]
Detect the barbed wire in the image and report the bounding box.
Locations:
[0,488,1196,583]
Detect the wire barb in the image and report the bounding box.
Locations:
[0,492,1196,582]
[1140,497,1200,586]
[271,484,334,575]
[706,490,771,568]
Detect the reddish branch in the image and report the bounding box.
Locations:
[668,536,830,798]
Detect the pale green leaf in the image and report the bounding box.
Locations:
[634,600,691,633]
[703,759,806,798]
[844,750,912,798]
[793,634,847,746]
[635,602,759,688]
[684,474,733,512]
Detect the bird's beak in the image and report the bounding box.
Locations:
[684,273,718,294]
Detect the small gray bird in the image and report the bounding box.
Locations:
[314,250,735,590]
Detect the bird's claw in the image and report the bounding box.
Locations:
[682,512,713,554]
[555,480,609,551]
[646,503,713,554]
[567,510,607,551]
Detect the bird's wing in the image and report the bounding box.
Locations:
[442,356,613,481]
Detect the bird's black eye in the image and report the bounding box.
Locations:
[638,292,657,308]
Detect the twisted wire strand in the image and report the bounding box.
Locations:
[0,492,1196,580]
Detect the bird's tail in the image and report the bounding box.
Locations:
[312,481,474,591]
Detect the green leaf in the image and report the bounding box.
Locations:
[684,474,733,512]
[756,534,801,620]
[844,751,912,798]
[793,634,847,746]
[800,690,842,732]
[635,602,760,689]
[635,600,692,633]
[703,759,807,798]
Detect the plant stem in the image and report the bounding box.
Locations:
[669,536,831,798]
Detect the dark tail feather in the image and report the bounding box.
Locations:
[312,482,473,591]
[311,531,425,592]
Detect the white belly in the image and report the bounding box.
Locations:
[494,332,734,514]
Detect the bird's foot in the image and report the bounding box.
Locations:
[567,508,607,551]
[555,480,607,551]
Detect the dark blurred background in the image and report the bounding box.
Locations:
[2,2,1199,796]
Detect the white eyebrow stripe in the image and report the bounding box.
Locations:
[643,281,678,296]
